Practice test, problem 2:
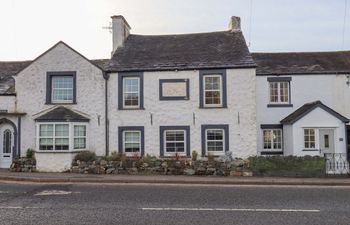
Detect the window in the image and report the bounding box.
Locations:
[269,82,290,104]
[123,131,141,153]
[263,129,282,150]
[123,77,140,108]
[199,70,227,108]
[204,75,222,107]
[3,129,11,154]
[38,123,87,151]
[118,126,144,156]
[74,125,86,149]
[46,72,76,104]
[304,129,316,149]
[118,72,144,110]
[324,134,329,148]
[52,76,74,102]
[206,129,225,153]
[164,130,185,154]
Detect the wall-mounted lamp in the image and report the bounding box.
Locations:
[347,75,350,86]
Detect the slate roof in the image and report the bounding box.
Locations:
[252,51,350,75]
[35,106,90,122]
[107,31,256,72]
[280,101,349,124]
[0,59,109,95]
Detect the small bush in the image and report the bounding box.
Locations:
[26,148,35,159]
[192,150,198,161]
[248,156,325,177]
[73,151,97,162]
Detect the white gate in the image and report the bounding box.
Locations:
[324,153,349,175]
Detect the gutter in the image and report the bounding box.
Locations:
[103,71,110,156]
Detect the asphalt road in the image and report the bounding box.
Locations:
[0,182,350,225]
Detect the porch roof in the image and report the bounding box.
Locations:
[35,106,89,122]
[280,101,350,124]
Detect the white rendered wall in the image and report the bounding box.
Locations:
[108,68,257,159]
[256,74,350,154]
[0,96,16,112]
[35,152,77,172]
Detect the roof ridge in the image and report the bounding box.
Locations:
[128,30,233,37]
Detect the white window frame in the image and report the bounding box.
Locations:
[203,75,223,107]
[73,125,87,150]
[263,129,282,151]
[51,76,74,104]
[122,77,140,109]
[304,128,316,149]
[205,129,225,155]
[122,130,141,154]
[36,122,88,152]
[164,130,186,156]
[269,81,290,104]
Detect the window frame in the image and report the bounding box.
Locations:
[36,122,88,152]
[201,124,229,156]
[199,70,227,108]
[122,77,141,109]
[304,128,316,150]
[266,77,292,107]
[46,72,77,104]
[159,79,190,101]
[118,72,144,110]
[269,81,290,104]
[262,129,283,151]
[203,75,223,107]
[159,126,190,157]
[122,130,141,154]
[3,129,12,155]
[118,126,145,156]
[73,125,87,150]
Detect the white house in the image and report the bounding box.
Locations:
[254,52,350,172]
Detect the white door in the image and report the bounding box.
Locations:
[0,125,14,168]
[319,129,334,154]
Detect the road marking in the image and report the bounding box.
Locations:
[34,190,77,196]
[0,206,40,209]
[141,207,320,213]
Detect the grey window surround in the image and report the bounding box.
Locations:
[118,126,145,156]
[159,126,190,157]
[199,69,227,108]
[46,71,77,105]
[267,76,292,107]
[261,151,283,155]
[201,124,229,157]
[302,149,319,152]
[118,72,144,110]
[260,124,283,129]
[159,79,190,101]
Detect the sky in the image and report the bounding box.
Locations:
[0,0,349,61]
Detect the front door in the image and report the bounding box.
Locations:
[0,125,14,168]
[319,129,335,154]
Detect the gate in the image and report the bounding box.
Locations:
[324,153,349,175]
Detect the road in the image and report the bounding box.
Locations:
[0,182,350,225]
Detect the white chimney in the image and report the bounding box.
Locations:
[111,15,131,55]
[228,16,241,32]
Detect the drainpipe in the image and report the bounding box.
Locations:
[103,71,110,156]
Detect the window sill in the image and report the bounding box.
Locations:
[261,151,283,155]
[199,106,228,109]
[46,103,77,105]
[35,150,87,154]
[302,149,319,152]
[267,104,293,108]
[118,108,145,110]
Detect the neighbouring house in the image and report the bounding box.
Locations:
[254,52,350,173]
[0,15,349,172]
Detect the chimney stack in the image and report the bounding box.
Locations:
[111,15,131,55]
[228,16,241,32]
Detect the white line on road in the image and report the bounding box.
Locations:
[141,207,320,213]
[0,206,40,209]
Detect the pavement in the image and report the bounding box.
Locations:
[0,169,349,185]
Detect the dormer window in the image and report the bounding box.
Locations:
[46,72,76,104]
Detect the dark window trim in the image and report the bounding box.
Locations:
[267,77,292,107]
[159,126,190,157]
[267,104,293,108]
[302,149,319,152]
[201,124,229,156]
[159,79,190,101]
[118,72,144,110]
[260,124,283,129]
[118,126,145,156]
[267,77,292,82]
[199,69,227,108]
[260,151,283,155]
[46,71,77,104]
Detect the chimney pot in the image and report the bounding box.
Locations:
[229,16,241,32]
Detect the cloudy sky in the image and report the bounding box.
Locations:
[0,0,349,60]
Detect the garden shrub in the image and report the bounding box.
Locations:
[26,148,35,159]
[73,151,97,162]
[248,156,326,177]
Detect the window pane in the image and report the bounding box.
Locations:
[206,129,224,152]
[165,130,185,153]
[124,131,140,142]
[204,76,221,106]
[55,124,69,136]
[74,125,86,137]
[124,143,140,152]
[40,124,54,137]
[3,130,11,154]
[39,138,54,150]
[52,76,73,101]
[123,78,140,107]
[74,138,86,149]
